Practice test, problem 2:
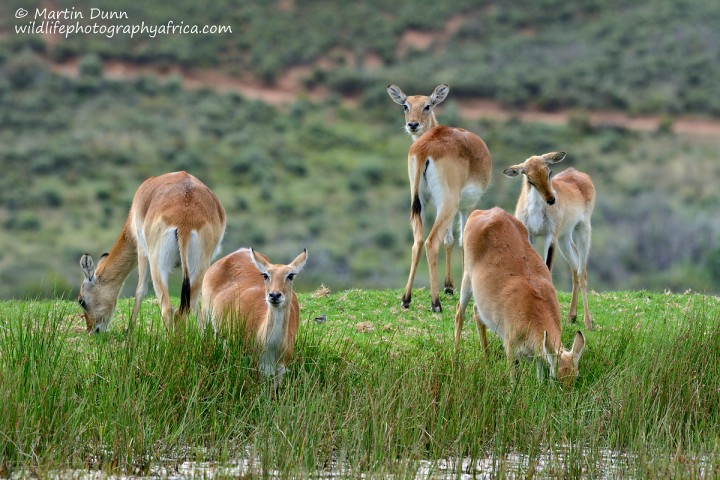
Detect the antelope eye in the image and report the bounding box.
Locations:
[403,104,409,112]
[423,104,431,112]
[287,273,296,281]
[262,273,269,281]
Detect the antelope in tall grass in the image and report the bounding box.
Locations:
[78,171,226,333]
[201,248,307,388]
[454,207,586,386]
[387,83,492,312]
[503,152,595,329]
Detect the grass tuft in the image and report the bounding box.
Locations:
[1,290,719,476]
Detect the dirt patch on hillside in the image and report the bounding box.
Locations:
[49,57,720,136]
[42,5,720,139]
[51,58,327,104]
[458,99,720,135]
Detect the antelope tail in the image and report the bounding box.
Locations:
[176,228,192,317]
[410,156,426,227]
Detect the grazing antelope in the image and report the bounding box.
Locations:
[387,83,492,312]
[503,152,596,329]
[201,248,307,388]
[454,207,585,386]
[78,171,226,333]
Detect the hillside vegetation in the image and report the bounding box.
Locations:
[0,1,719,299]
[3,0,720,114]
[0,58,719,299]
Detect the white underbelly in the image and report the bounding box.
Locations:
[475,303,504,340]
[459,185,485,212]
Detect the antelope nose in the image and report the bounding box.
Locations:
[547,196,556,205]
[407,122,420,131]
[268,292,282,304]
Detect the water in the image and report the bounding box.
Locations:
[10,447,713,479]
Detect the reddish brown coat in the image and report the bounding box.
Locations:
[387,84,492,312]
[455,208,585,385]
[78,171,226,333]
[202,248,307,386]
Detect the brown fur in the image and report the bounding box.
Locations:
[503,152,596,329]
[202,248,306,386]
[388,84,492,312]
[78,171,226,333]
[454,208,585,386]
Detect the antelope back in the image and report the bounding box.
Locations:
[463,208,585,384]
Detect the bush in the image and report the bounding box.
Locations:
[78,53,103,79]
[3,50,45,89]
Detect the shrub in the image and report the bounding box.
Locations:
[78,53,103,79]
[3,50,45,89]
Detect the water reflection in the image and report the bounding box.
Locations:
[11,447,713,479]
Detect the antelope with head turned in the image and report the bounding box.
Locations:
[503,152,595,329]
[201,248,307,388]
[454,207,586,386]
[387,83,492,312]
[78,171,226,333]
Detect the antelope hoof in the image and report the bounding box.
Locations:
[431,298,442,313]
[444,286,454,295]
[401,295,411,309]
[569,313,578,323]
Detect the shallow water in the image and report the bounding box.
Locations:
[12,447,714,479]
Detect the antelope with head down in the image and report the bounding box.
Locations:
[201,248,307,388]
[503,152,596,329]
[387,83,492,312]
[454,207,586,386]
[78,171,226,333]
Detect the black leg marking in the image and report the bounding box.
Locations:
[431,297,442,313]
[546,243,555,270]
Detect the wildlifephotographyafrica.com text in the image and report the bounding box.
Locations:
[14,7,232,39]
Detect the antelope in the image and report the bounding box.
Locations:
[78,171,226,333]
[387,83,492,312]
[201,248,307,388]
[454,207,586,386]
[503,152,596,329]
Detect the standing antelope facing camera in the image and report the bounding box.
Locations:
[201,248,307,388]
[387,83,492,312]
[78,171,226,333]
[503,152,595,329]
[454,208,586,386]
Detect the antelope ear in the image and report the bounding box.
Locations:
[249,248,270,275]
[386,84,407,105]
[544,151,566,164]
[503,166,523,178]
[289,249,308,274]
[571,331,585,365]
[429,84,449,105]
[80,254,95,282]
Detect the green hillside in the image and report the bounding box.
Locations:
[0,1,719,299]
[3,0,719,114]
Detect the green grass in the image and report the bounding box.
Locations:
[1,289,719,477]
